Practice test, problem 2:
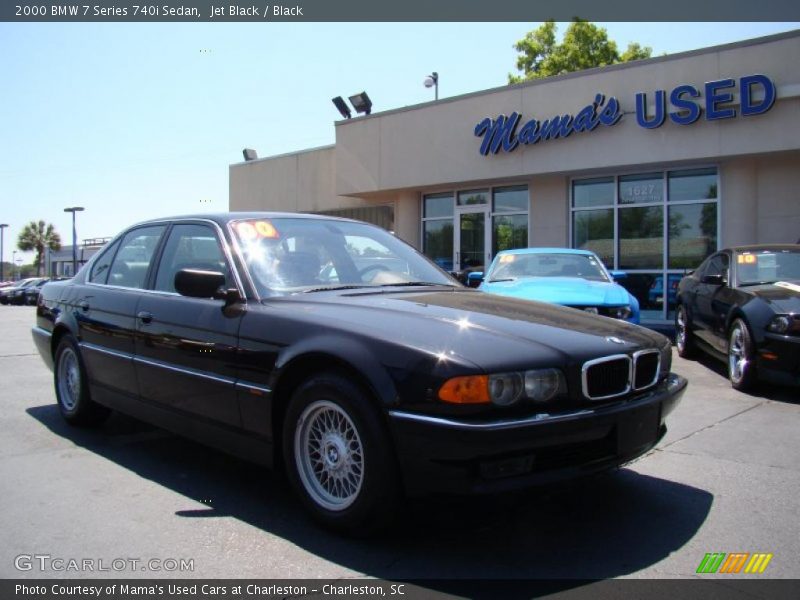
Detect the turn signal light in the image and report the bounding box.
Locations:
[438,375,490,404]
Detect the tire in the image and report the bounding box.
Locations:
[675,304,697,358]
[728,319,758,392]
[283,372,400,535]
[54,335,111,426]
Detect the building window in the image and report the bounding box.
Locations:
[492,185,528,255]
[422,192,454,271]
[423,186,529,273]
[571,167,719,322]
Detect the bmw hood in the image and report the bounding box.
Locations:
[480,277,631,307]
[264,288,665,372]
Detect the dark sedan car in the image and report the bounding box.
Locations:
[675,244,800,390]
[1,278,44,305]
[32,213,686,533]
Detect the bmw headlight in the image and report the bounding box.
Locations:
[524,369,566,403]
[439,369,567,406]
[600,306,632,320]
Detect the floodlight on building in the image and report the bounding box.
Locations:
[243,148,258,161]
[348,92,372,116]
[424,72,439,100]
[332,96,352,119]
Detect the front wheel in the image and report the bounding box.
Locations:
[283,372,400,535]
[728,319,758,392]
[54,336,110,426]
[675,304,696,358]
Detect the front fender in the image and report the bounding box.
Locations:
[271,334,400,407]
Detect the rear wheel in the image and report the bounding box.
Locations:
[675,304,696,358]
[283,372,400,535]
[728,319,758,392]
[54,336,110,426]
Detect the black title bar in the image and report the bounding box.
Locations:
[3,0,800,22]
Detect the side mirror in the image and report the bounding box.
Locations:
[701,274,725,286]
[467,271,484,287]
[609,270,627,281]
[175,269,231,300]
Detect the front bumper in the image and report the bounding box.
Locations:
[757,333,800,386]
[389,373,686,496]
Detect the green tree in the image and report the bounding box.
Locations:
[17,220,62,276]
[509,20,652,83]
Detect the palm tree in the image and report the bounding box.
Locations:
[17,220,62,276]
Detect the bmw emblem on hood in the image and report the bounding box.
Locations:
[606,336,626,345]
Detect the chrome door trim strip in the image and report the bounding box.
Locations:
[235,381,272,395]
[80,342,134,361]
[132,355,235,386]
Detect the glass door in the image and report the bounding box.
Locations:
[455,208,490,272]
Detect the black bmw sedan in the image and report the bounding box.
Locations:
[675,244,800,391]
[32,213,686,533]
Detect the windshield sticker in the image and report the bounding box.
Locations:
[235,220,279,240]
[499,254,515,264]
[737,254,757,264]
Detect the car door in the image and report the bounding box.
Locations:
[75,225,166,399]
[133,222,243,427]
[693,253,730,349]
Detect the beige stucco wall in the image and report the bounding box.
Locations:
[229,146,371,213]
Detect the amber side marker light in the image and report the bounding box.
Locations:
[438,375,491,404]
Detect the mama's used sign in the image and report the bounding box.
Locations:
[474,74,776,156]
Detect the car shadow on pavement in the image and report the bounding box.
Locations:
[27,403,712,591]
[689,353,799,404]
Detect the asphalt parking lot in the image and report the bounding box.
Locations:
[1,305,798,583]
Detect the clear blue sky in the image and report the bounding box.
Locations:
[1,22,798,264]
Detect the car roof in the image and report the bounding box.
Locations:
[128,212,362,229]
[496,247,595,257]
[726,244,800,252]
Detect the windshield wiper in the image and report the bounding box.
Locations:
[488,278,515,283]
[376,282,459,288]
[302,284,372,293]
[738,281,774,287]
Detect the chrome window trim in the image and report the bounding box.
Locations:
[132,355,235,386]
[83,218,248,300]
[581,353,632,401]
[388,409,594,431]
[632,349,661,391]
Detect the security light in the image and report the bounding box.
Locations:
[348,92,372,115]
[242,148,258,161]
[332,96,352,119]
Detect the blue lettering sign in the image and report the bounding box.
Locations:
[705,78,737,120]
[669,85,701,125]
[635,91,666,129]
[474,94,621,156]
[740,74,776,116]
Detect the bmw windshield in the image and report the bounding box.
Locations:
[230,217,458,296]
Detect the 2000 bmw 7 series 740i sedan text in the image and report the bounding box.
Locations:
[32,213,687,533]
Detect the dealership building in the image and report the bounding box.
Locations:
[229,30,800,326]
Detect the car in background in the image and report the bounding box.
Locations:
[648,274,682,306]
[675,244,800,390]
[471,248,640,324]
[0,278,43,305]
[21,278,57,305]
[32,213,685,533]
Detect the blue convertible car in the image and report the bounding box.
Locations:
[472,248,640,324]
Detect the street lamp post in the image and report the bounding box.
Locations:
[12,250,18,281]
[63,206,84,276]
[424,72,439,101]
[0,223,7,282]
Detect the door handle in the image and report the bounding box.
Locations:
[78,301,90,312]
[137,311,153,324]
